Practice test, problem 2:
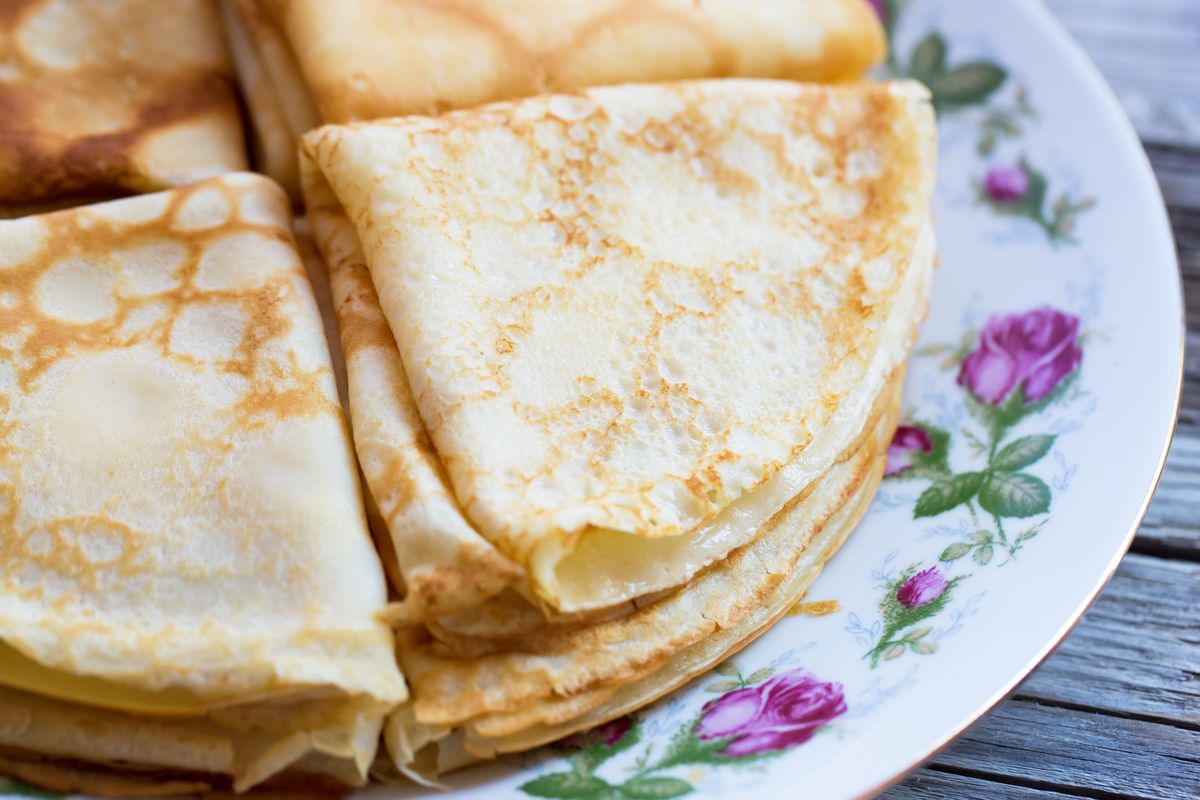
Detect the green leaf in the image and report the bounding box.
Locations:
[908,33,947,84]
[912,640,938,655]
[620,777,694,799]
[901,626,931,642]
[652,723,745,771]
[973,544,995,565]
[570,718,642,773]
[908,422,952,476]
[711,661,739,677]
[745,667,774,685]
[969,387,1032,439]
[521,772,611,799]
[914,472,983,518]
[979,472,1051,518]
[0,782,62,800]
[969,529,992,544]
[940,542,971,562]
[1017,528,1040,543]
[931,62,1007,107]
[884,643,906,661]
[1008,160,1049,219]
[993,435,1056,471]
[704,680,742,693]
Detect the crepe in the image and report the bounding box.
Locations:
[391,371,898,770]
[300,78,935,776]
[218,0,318,199]
[306,173,523,623]
[0,173,407,794]
[0,0,247,208]
[221,0,884,191]
[302,79,935,613]
[293,216,347,407]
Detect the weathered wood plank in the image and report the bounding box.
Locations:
[1013,554,1200,724]
[1132,165,1200,557]
[922,699,1199,799]
[1042,0,1200,149]
[1146,145,1200,212]
[1137,432,1200,560]
[882,768,1101,799]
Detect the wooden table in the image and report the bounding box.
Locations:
[885,1,1200,797]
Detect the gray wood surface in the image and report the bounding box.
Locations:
[922,700,1199,799]
[1043,0,1200,149]
[885,1,1200,797]
[1006,555,1198,726]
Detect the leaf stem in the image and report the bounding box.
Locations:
[866,639,891,668]
[965,498,981,526]
[991,511,1008,548]
[985,418,1007,548]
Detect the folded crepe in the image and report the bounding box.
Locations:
[0,174,407,795]
[300,78,936,776]
[293,216,348,407]
[221,0,884,193]
[0,0,247,210]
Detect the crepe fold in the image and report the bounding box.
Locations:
[389,371,900,770]
[0,174,407,795]
[300,79,935,777]
[219,0,884,192]
[0,0,247,210]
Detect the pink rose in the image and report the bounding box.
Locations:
[557,716,631,750]
[696,669,846,756]
[958,307,1082,405]
[592,717,631,746]
[984,165,1030,203]
[885,425,934,476]
[896,566,949,608]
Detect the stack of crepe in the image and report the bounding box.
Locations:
[219,0,885,195]
[0,174,406,794]
[300,78,935,777]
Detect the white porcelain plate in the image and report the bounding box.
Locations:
[1,1,1181,799]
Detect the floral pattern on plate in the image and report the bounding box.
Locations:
[521,667,847,799]
[3,1,1182,799]
[880,0,1096,243]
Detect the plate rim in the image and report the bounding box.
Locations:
[855,0,1185,795]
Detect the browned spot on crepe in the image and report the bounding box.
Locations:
[0,0,246,206]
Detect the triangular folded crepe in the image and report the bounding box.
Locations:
[300,79,935,774]
[221,0,884,192]
[388,374,900,770]
[0,174,406,794]
[0,0,247,209]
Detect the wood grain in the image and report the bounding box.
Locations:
[884,770,1088,799]
[1135,147,1200,559]
[1009,555,1199,725]
[926,699,1200,799]
[1041,0,1200,148]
